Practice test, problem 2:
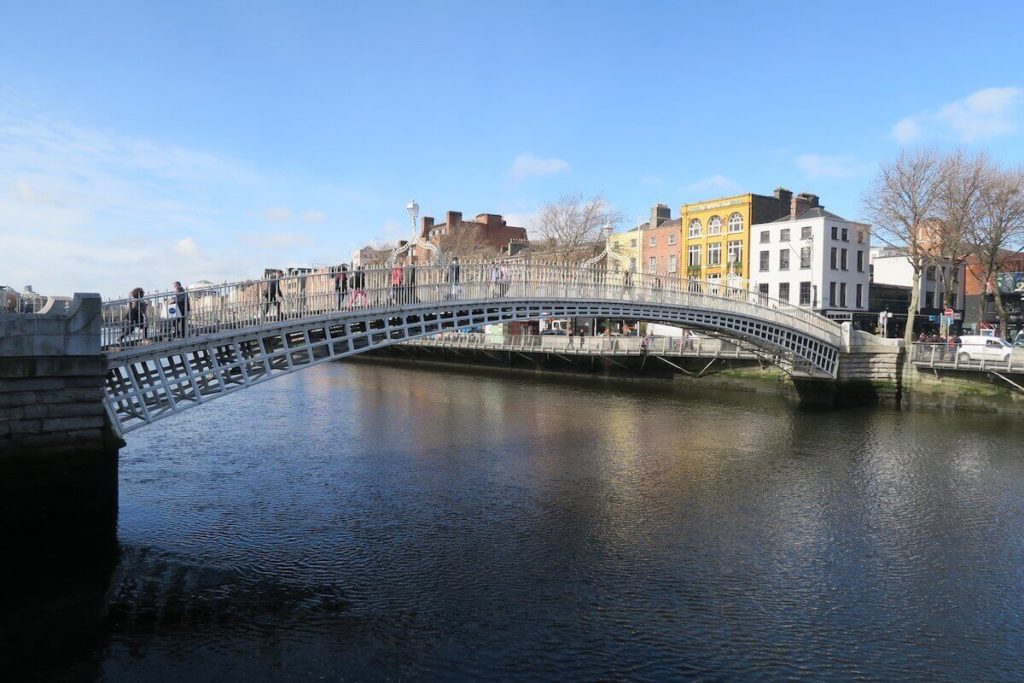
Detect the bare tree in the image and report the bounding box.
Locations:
[438,221,500,260]
[863,149,942,351]
[532,193,622,263]
[931,150,989,313]
[968,164,1024,338]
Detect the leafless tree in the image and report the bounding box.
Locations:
[438,221,500,260]
[863,149,942,350]
[931,150,989,311]
[532,193,622,263]
[968,164,1024,338]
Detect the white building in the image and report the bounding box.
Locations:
[750,199,871,318]
[869,246,966,313]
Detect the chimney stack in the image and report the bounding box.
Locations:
[774,187,793,218]
[651,203,671,229]
[446,211,463,228]
[421,216,434,238]
[790,192,820,219]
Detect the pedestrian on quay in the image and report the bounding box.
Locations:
[567,329,575,349]
[334,265,348,310]
[119,287,148,346]
[172,281,190,339]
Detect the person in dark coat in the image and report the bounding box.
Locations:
[173,281,189,339]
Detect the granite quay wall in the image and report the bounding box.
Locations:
[0,293,118,456]
[0,293,120,576]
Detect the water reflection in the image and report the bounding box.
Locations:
[17,363,1024,680]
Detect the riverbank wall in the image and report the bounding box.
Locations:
[354,337,1024,415]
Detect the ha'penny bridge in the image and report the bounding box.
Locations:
[96,262,842,436]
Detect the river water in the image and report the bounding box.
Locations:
[31,362,1024,680]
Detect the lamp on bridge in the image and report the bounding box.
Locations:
[387,199,438,267]
[407,200,419,238]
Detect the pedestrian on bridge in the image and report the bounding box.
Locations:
[334,265,348,310]
[390,264,404,305]
[447,257,461,299]
[119,287,148,346]
[350,266,368,308]
[263,270,282,319]
[173,281,189,339]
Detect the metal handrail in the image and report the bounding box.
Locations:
[100,261,842,352]
[405,332,757,358]
[909,342,1024,374]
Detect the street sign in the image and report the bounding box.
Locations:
[944,307,954,317]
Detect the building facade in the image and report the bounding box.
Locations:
[421,211,527,253]
[750,198,871,317]
[639,204,682,277]
[680,188,793,285]
[607,227,640,273]
[962,253,1024,334]
[870,247,967,314]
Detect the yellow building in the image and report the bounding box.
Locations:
[681,188,794,284]
[608,227,641,272]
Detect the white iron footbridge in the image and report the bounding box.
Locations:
[101,263,842,435]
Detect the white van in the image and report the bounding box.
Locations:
[956,335,1012,363]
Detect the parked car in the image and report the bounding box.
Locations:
[956,335,1013,363]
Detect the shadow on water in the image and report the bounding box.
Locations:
[1,448,119,679]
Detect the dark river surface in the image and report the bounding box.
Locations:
[29,362,1024,680]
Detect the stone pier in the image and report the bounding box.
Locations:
[0,294,121,588]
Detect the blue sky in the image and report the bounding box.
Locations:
[3,0,1024,296]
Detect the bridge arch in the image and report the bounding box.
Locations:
[102,264,840,434]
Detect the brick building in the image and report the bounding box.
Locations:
[963,253,1024,334]
[639,204,682,276]
[421,211,528,253]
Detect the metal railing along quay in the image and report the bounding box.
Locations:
[405,332,760,359]
[100,261,842,353]
[910,342,1024,374]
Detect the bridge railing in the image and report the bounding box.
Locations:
[100,261,841,351]
[405,332,757,358]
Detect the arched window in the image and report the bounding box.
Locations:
[728,213,743,233]
[707,216,722,235]
[688,219,702,238]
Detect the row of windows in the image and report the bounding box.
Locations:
[689,213,744,238]
[756,281,865,308]
[758,226,866,244]
[756,248,866,273]
[648,234,678,247]
[647,255,679,273]
[687,241,743,268]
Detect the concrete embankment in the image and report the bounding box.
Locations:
[352,338,1024,415]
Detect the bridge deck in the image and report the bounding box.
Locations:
[100,263,843,433]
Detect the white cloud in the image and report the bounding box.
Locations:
[0,109,361,296]
[891,117,922,144]
[686,174,741,195]
[509,153,570,181]
[891,86,1022,144]
[794,153,872,179]
[174,237,200,257]
[264,206,292,223]
[244,232,314,249]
